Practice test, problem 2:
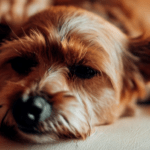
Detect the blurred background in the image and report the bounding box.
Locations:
[1,0,150,39]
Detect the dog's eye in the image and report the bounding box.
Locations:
[71,65,97,79]
[10,57,38,74]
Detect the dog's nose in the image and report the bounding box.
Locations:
[12,96,51,133]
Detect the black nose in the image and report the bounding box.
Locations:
[12,96,51,133]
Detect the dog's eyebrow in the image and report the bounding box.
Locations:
[63,35,107,71]
[65,49,105,72]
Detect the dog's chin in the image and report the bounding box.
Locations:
[0,111,59,144]
[0,105,90,143]
[1,123,60,144]
[16,128,60,144]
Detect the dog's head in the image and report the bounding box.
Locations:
[0,6,149,143]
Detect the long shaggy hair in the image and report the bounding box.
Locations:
[0,1,150,143]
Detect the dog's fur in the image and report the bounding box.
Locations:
[0,0,150,143]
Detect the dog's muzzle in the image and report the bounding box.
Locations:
[12,96,51,133]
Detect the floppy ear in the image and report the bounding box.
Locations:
[129,37,150,83]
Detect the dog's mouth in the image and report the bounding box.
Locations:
[0,109,39,136]
[17,125,39,134]
[0,109,60,143]
[0,97,59,143]
[0,93,91,143]
[0,109,19,140]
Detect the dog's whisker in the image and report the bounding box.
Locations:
[0,109,10,128]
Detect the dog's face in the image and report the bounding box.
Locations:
[0,6,149,143]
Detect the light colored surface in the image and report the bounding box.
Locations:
[0,105,150,150]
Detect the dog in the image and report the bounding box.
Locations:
[0,0,150,143]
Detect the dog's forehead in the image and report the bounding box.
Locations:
[26,7,121,64]
[1,6,127,71]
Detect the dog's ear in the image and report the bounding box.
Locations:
[129,37,150,82]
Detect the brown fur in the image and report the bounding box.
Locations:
[0,1,150,143]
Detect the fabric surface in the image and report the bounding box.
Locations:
[0,105,150,150]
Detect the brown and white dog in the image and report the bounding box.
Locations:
[0,0,150,143]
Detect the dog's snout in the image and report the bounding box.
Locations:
[12,96,51,133]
